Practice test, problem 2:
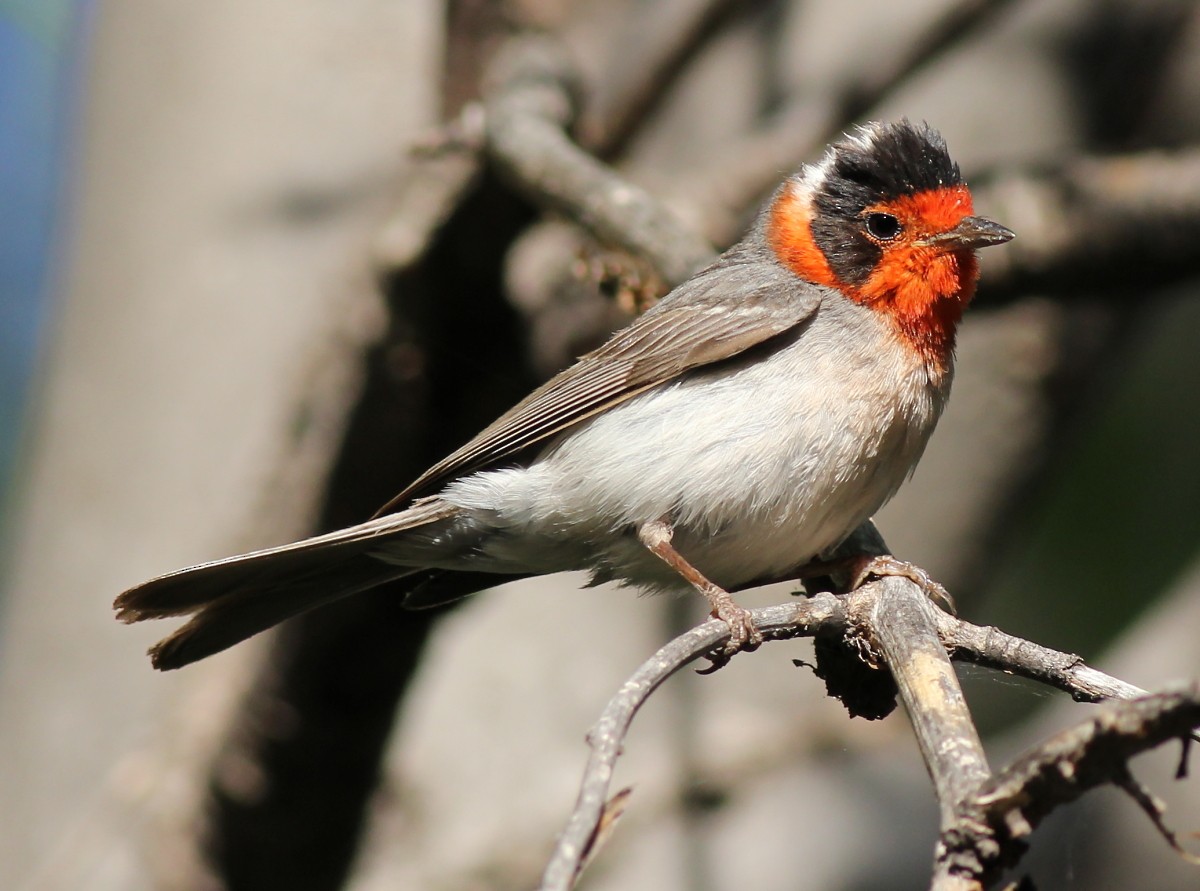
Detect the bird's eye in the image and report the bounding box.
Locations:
[865,212,902,241]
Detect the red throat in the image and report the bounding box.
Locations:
[768,184,980,376]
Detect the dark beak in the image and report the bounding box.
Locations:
[922,215,1015,250]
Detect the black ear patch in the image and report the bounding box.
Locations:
[810,121,962,285]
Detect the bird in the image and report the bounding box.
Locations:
[115,120,1014,671]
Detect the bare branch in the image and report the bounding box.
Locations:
[938,612,1150,702]
[537,580,1200,891]
[860,578,991,827]
[482,34,716,286]
[536,595,847,891]
[948,685,1200,882]
[1115,769,1200,865]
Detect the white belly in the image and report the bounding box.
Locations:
[437,306,948,592]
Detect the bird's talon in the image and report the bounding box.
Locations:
[925,580,956,614]
[696,652,731,675]
[853,555,956,615]
[696,611,759,674]
[714,604,761,655]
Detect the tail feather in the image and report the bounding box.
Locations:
[145,555,414,670]
[114,500,459,670]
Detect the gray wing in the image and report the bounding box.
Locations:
[376,259,823,513]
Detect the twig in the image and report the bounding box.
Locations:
[1115,769,1200,865]
[937,612,1149,702]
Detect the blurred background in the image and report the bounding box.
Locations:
[2,1,1199,889]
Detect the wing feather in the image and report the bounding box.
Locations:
[375,259,823,514]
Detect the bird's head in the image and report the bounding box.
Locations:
[767,121,1013,372]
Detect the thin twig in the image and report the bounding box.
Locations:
[1115,770,1200,865]
[938,613,1149,702]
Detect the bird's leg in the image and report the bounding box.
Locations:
[797,554,956,614]
[638,519,762,657]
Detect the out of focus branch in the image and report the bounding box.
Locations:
[685,0,1021,244]
[975,148,1200,300]
[839,0,1020,125]
[575,0,744,156]
[483,34,715,287]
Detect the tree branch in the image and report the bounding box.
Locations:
[483,34,715,287]
[860,578,991,828]
[937,611,1149,702]
[974,148,1200,301]
[949,685,1200,884]
[536,595,847,891]
[536,582,1200,891]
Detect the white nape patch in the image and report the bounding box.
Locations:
[788,155,831,207]
[789,121,883,207]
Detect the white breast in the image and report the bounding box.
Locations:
[438,297,949,593]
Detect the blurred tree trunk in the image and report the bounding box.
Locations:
[0,2,440,887]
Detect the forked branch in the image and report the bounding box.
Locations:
[536,580,1200,891]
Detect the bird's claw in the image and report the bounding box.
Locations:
[719,602,763,653]
[697,601,762,673]
[851,555,956,614]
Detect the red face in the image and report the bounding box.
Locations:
[768,183,982,373]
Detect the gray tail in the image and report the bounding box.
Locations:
[114,502,455,670]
